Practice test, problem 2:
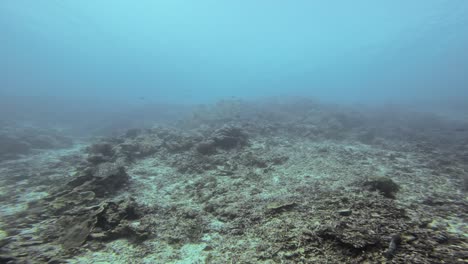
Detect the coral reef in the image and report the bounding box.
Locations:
[0,125,72,161]
[0,99,467,263]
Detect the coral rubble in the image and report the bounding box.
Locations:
[0,99,467,263]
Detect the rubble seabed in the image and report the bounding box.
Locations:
[0,101,467,263]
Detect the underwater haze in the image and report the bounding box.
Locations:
[2,0,468,107]
[2,2,468,263]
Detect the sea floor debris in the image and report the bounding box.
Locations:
[0,100,467,263]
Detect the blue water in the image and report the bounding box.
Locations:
[1,1,468,106]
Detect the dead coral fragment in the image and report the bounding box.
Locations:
[211,125,248,149]
[87,143,115,157]
[51,191,96,212]
[195,125,248,155]
[86,142,116,165]
[337,209,352,216]
[266,201,297,214]
[57,214,97,250]
[195,140,217,155]
[363,176,400,198]
[67,163,129,198]
[54,198,147,250]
